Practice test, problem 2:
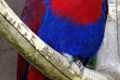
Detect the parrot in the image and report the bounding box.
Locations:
[17,0,108,80]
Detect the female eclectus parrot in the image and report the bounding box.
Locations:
[17,0,108,80]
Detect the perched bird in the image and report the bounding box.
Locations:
[17,0,108,80]
[39,0,108,66]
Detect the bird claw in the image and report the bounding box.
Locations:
[62,53,74,68]
[75,60,84,74]
[67,59,74,68]
[62,53,84,74]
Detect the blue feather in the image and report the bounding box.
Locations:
[38,0,107,64]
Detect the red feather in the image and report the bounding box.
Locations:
[17,0,50,80]
[17,54,27,80]
[50,0,104,25]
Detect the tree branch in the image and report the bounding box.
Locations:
[0,0,120,80]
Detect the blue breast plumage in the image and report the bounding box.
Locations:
[38,0,108,65]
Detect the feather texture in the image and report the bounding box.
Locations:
[38,0,108,64]
[49,0,104,25]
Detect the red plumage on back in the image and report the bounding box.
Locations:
[17,0,50,80]
[17,54,27,80]
[27,66,50,80]
[21,0,46,34]
[50,0,104,24]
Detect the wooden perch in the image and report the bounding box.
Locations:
[0,0,120,80]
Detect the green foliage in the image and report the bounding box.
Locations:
[86,56,97,69]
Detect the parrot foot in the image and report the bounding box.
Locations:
[75,60,84,74]
[61,53,84,74]
[62,53,74,68]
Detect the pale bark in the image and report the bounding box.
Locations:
[0,0,120,80]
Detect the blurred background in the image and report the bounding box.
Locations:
[0,0,26,80]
